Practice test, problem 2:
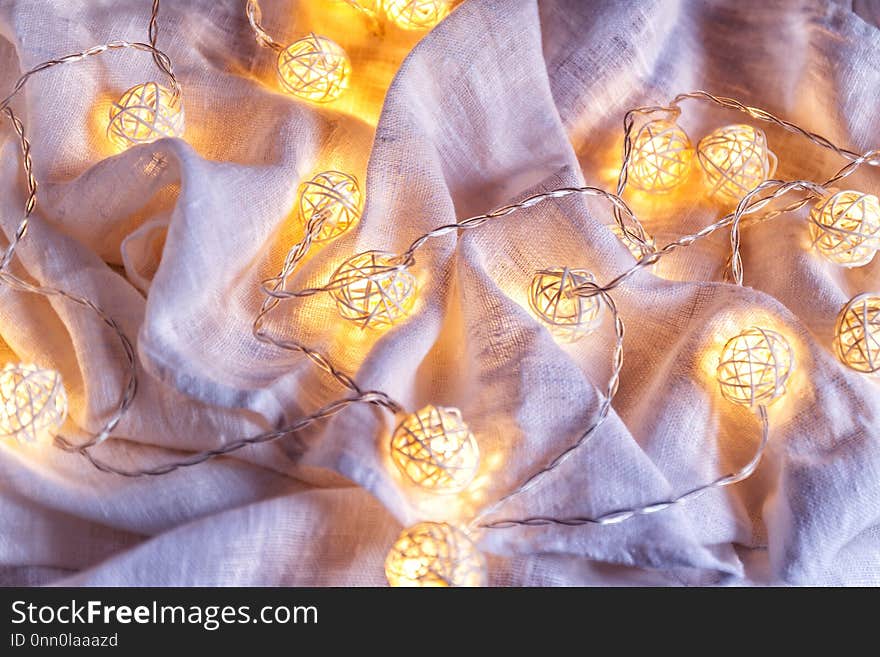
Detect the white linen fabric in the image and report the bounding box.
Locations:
[0,0,878,587]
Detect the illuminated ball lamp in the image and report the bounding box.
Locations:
[835,293,880,375]
[329,251,416,329]
[276,33,351,103]
[529,267,603,343]
[716,327,792,406]
[809,190,880,268]
[107,81,184,150]
[390,405,479,493]
[299,171,362,241]
[385,521,487,587]
[627,119,694,193]
[697,124,777,204]
[0,363,68,444]
[383,0,452,30]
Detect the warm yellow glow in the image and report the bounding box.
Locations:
[697,124,776,204]
[299,171,362,241]
[277,33,351,103]
[716,327,792,406]
[383,0,451,30]
[628,119,693,192]
[809,190,880,268]
[329,251,416,328]
[385,522,486,587]
[106,82,184,150]
[0,363,68,444]
[609,223,655,261]
[529,267,603,342]
[835,293,880,375]
[390,405,479,493]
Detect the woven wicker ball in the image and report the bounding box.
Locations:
[716,327,792,406]
[385,522,487,587]
[697,124,777,204]
[107,82,184,150]
[835,293,880,375]
[383,0,451,30]
[529,267,603,342]
[329,250,415,328]
[390,405,479,493]
[809,190,880,268]
[277,34,350,103]
[299,171,362,242]
[628,119,694,192]
[0,363,68,444]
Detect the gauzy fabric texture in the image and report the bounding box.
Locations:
[0,0,878,586]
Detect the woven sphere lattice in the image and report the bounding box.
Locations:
[383,0,451,30]
[529,267,603,343]
[716,327,792,406]
[696,124,777,204]
[329,251,416,328]
[385,522,487,587]
[299,171,362,241]
[276,34,350,103]
[808,190,880,268]
[835,293,880,375]
[107,82,184,150]
[628,119,694,192]
[0,363,68,444]
[390,405,479,493]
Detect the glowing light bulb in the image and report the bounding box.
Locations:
[835,293,880,375]
[385,522,486,587]
[329,251,416,328]
[107,82,184,150]
[628,119,694,192]
[716,327,792,406]
[529,267,603,343]
[276,33,351,103]
[0,363,68,444]
[808,190,880,268]
[697,124,777,204]
[390,405,479,493]
[299,171,362,241]
[609,224,655,261]
[383,0,451,30]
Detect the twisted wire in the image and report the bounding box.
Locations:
[0,108,36,271]
[0,41,180,115]
[148,0,180,100]
[246,0,286,52]
[481,406,769,528]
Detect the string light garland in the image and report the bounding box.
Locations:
[3,2,880,588]
[0,364,68,444]
[390,405,479,493]
[835,293,880,375]
[529,267,604,342]
[384,522,487,587]
[697,124,777,204]
[716,327,793,406]
[808,190,880,267]
[328,251,416,329]
[609,223,655,261]
[246,2,351,103]
[382,0,452,30]
[299,170,362,241]
[627,119,694,192]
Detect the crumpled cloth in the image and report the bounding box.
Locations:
[0,0,878,587]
